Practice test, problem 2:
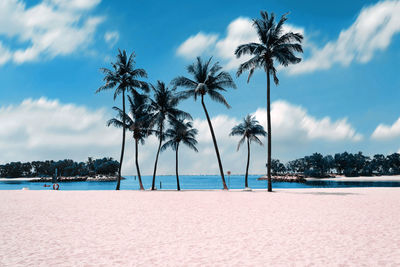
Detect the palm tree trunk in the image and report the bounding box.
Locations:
[116,90,126,190]
[266,70,272,192]
[201,95,228,190]
[176,144,180,191]
[135,138,144,190]
[245,138,250,188]
[151,125,163,190]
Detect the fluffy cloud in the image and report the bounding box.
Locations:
[177,1,400,74]
[288,1,400,74]
[0,0,104,65]
[104,31,119,48]
[0,98,362,175]
[371,117,400,140]
[176,17,303,70]
[256,101,362,142]
[0,98,120,162]
[176,32,218,59]
[215,18,304,70]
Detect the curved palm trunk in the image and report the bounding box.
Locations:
[245,138,250,188]
[201,95,228,190]
[266,70,272,192]
[176,144,180,191]
[151,125,163,190]
[116,91,126,190]
[135,139,144,190]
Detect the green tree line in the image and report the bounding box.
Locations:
[270,152,400,178]
[0,158,119,178]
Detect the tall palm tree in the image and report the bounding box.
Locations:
[97,49,149,190]
[107,93,151,190]
[161,119,198,190]
[230,115,267,188]
[148,81,192,190]
[235,12,303,192]
[172,57,236,190]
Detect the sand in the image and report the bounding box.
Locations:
[1,188,399,266]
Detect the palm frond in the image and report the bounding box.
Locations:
[235,11,303,84]
[173,57,235,109]
[207,90,231,109]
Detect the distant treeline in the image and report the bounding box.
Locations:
[270,152,400,178]
[0,157,119,178]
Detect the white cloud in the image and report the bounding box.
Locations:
[0,0,104,65]
[177,17,304,70]
[177,1,400,74]
[215,18,304,70]
[177,32,218,59]
[0,97,120,162]
[289,0,400,74]
[255,100,362,142]
[104,31,119,48]
[371,117,400,140]
[0,42,12,64]
[47,0,101,10]
[0,97,363,175]
[176,17,304,70]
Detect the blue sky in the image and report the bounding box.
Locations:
[0,0,399,175]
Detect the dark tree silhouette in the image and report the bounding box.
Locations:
[235,12,303,192]
[230,115,266,188]
[161,119,198,190]
[107,93,151,190]
[97,49,149,190]
[148,81,192,190]
[173,57,236,190]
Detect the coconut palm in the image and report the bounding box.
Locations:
[97,49,149,190]
[230,115,267,188]
[172,57,236,190]
[107,93,151,190]
[148,81,192,190]
[235,12,303,192]
[161,119,198,190]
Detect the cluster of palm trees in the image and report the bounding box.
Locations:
[96,11,303,191]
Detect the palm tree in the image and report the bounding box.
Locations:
[172,57,236,190]
[235,12,303,192]
[107,93,151,190]
[230,115,267,188]
[161,119,198,190]
[97,49,149,190]
[148,81,192,190]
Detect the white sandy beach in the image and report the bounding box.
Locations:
[1,188,400,266]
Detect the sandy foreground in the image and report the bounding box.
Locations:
[1,188,400,266]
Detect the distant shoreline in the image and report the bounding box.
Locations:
[2,174,400,183]
[0,175,122,182]
[306,175,400,182]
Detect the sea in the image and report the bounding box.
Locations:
[1,175,400,190]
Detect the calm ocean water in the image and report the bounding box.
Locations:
[1,175,400,190]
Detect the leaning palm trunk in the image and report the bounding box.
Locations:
[151,126,163,190]
[135,139,144,190]
[116,91,126,190]
[245,138,250,188]
[201,95,228,190]
[266,70,272,192]
[176,144,180,191]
